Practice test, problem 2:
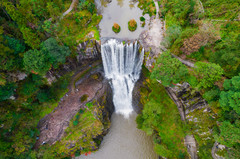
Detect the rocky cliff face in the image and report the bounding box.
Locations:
[76,40,101,64]
[132,72,149,113]
[171,82,208,115]
[45,40,101,84]
[169,82,217,158]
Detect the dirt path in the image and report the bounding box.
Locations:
[171,54,195,68]
[185,135,198,159]
[154,0,159,19]
[62,0,78,18]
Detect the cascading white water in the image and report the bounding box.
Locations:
[101,39,144,117]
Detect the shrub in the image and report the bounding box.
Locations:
[140,16,145,21]
[151,52,189,86]
[80,94,88,102]
[128,19,137,32]
[192,62,224,89]
[112,23,121,33]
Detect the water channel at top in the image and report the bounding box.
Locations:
[95,0,150,39]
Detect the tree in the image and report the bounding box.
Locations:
[20,27,40,49]
[161,25,182,49]
[203,87,221,103]
[40,38,70,69]
[193,62,223,89]
[23,38,70,75]
[23,49,50,75]
[210,35,240,78]
[37,89,51,103]
[151,52,189,86]
[2,1,41,49]
[215,75,240,150]
[4,36,25,54]
[0,83,16,101]
[219,75,240,115]
[215,120,240,147]
[18,74,43,97]
[0,73,7,86]
[0,26,20,71]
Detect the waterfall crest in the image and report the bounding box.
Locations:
[101,39,144,117]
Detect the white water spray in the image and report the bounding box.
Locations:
[101,39,144,117]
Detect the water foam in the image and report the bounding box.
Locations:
[101,39,144,117]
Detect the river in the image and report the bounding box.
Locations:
[79,112,158,159]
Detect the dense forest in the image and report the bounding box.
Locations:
[137,0,240,158]
[0,0,239,158]
[0,0,102,158]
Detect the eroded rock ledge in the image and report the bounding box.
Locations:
[35,69,113,147]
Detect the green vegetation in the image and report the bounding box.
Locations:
[140,16,146,27]
[80,94,89,102]
[137,70,188,158]
[151,52,189,86]
[128,19,137,32]
[209,35,240,78]
[0,73,72,158]
[112,23,121,33]
[140,16,145,21]
[0,0,102,158]
[138,0,156,17]
[215,75,240,148]
[219,75,240,115]
[191,62,224,89]
[0,0,239,158]
[155,0,240,158]
[187,107,217,158]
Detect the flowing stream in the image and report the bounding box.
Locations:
[78,39,157,158]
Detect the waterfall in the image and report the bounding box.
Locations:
[101,39,144,117]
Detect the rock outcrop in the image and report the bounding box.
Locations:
[35,67,114,156]
[167,82,218,159]
[132,72,149,113]
[45,40,101,84]
[76,40,101,63]
[171,82,208,115]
